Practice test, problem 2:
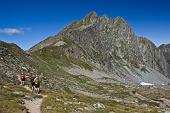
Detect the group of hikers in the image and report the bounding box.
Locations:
[19,72,40,94]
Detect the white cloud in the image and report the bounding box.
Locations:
[0,28,23,35]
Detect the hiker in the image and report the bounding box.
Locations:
[19,72,26,86]
[34,75,40,94]
[31,75,36,92]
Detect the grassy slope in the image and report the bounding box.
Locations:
[0,83,30,113]
[32,45,93,70]
[41,90,160,113]
[0,82,166,113]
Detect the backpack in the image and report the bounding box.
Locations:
[31,77,36,82]
[21,75,25,80]
[34,77,40,84]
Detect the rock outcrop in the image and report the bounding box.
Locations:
[0,41,38,83]
[159,44,170,78]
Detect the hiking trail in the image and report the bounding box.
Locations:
[23,86,47,113]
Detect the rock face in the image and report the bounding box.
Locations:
[0,41,38,83]
[0,41,24,82]
[28,12,170,84]
[159,44,170,78]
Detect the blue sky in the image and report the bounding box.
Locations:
[0,0,170,50]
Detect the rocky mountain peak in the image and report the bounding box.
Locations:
[84,11,97,19]
[28,12,170,80]
[114,16,125,23]
[83,11,98,25]
[113,16,128,26]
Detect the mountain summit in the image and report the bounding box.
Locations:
[29,12,170,85]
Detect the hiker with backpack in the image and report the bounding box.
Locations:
[33,75,40,94]
[31,75,36,92]
[19,72,27,86]
[18,71,41,94]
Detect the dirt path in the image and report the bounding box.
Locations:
[24,97,43,113]
[22,86,47,113]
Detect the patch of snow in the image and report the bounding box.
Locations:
[140,82,154,86]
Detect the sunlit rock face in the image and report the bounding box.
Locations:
[159,44,170,78]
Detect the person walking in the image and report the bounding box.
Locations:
[34,75,40,94]
[19,72,26,86]
[31,75,36,92]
